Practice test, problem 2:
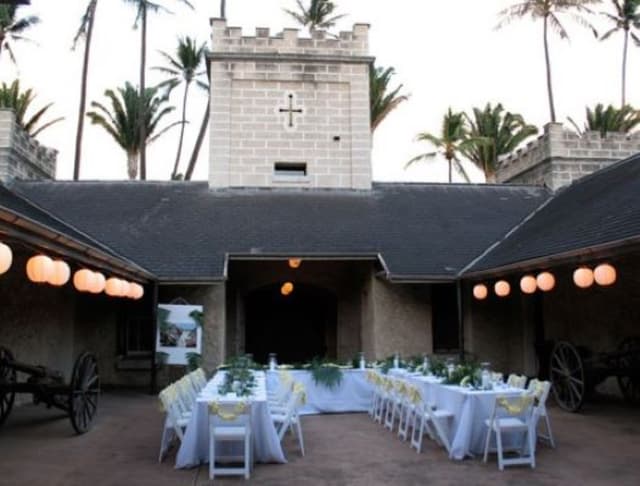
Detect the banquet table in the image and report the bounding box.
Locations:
[407,373,527,460]
[266,369,373,415]
[175,371,286,468]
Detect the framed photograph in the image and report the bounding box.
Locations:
[156,304,203,365]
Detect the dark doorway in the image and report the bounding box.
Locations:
[432,284,459,352]
[245,283,337,364]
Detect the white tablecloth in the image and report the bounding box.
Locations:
[175,371,286,468]
[267,369,373,415]
[408,374,525,460]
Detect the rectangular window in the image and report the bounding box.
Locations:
[274,162,307,177]
[432,284,460,352]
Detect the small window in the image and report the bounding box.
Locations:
[274,162,307,177]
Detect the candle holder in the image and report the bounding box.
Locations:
[268,353,277,371]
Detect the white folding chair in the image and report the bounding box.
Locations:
[507,374,527,389]
[528,379,555,448]
[397,384,420,442]
[158,384,189,462]
[208,401,252,480]
[189,368,207,393]
[384,379,403,431]
[373,376,391,424]
[271,387,305,456]
[410,398,453,454]
[483,393,537,470]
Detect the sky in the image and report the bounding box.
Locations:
[3,0,638,183]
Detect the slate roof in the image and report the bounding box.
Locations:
[468,154,640,273]
[10,181,548,281]
[0,184,153,277]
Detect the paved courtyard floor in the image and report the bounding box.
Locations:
[0,391,639,486]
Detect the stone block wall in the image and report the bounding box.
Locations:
[497,123,640,190]
[0,109,57,182]
[208,19,373,190]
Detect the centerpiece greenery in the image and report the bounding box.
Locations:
[217,354,258,397]
[307,358,344,390]
[443,360,482,388]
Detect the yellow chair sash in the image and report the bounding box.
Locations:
[209,401,248,421]
[406,386,422,405]
[496,394,534,415]
[293,382,307,405]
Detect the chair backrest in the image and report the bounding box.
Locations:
[491,393,536,425]
[159,384,187,439]
[208,400,252,429]
[190,368,207,392]
[528,379,551,413]
[175,376,196,412]
[507,374,527,389]
[275,389,300,440]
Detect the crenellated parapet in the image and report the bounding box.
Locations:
[496,122,640,190]
[210,18,370,59]
[0,109,57,182]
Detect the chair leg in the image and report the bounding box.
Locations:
[495,428,504,471]
[296,418,305,456]
[483,427,491,463]
[209,434,215,480]
[529,429,536,469]
[158,426,169,463]
[544,414,556,448]
[245,433,251,479]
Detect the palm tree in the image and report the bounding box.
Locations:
[0,79,63,137]
[87,82,177,179]
[406,109,474,183]
[569,103,640,136]
[497,0,599,123]
[600,0,640,106]
[220,0,226,18]
[72,0,98,181]
[123,0,193,180]
[0,3,39,66]
[462,103,539,182]
[154,36,207,179]
[370,64,408,133]
[284,0,346,30]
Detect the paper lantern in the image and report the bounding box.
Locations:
[536,272,556,292]
[0,242,12,274]
[26,255,54,283]
[288,258,302,269]
[120,280,131,298]
[48,260,70,286]
[494,280,511,297]
[594,264,616,286]
[281,282,294,296]
[573,267,594,289]
[520,275,537,294]
[472,284,488,300]
[105,277,124,297]
[73,269,95,292]
[130,283,144,300]
[89,272,106,294]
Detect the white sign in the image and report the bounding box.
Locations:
[156,304,203,365]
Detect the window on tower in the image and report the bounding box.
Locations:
[274,162,307,178]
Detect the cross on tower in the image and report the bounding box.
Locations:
[279,94,303,128]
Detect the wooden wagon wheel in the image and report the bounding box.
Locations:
[68,352,100,434]
[0,346,16,426]
[617,337,640,405]
[550,341,586,412]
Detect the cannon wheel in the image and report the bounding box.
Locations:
[69,352,100,434]
[550,341,586,412]
[617,337,640,404]
[0,346,16,426]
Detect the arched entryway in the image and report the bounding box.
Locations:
[244,283,337,364]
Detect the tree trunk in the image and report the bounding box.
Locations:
[139,4,147,180]
[220,0,226,18]
[127,151,139,180]
[185,101,209,181]
[171,81,190,179]
[622,28,629,107]
[543,15,556,123]
[73,0,97,181]
[447,157,452,183]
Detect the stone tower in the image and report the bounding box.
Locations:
[497,122,640,191]
[208,19,373,190]
[0,109,57,182]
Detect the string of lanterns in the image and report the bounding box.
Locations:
[473,263,617,300]
[281,281,294,296]
[25,254,144,299]
[0,242,13,275]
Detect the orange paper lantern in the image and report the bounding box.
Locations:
[494,280,511,297]
[520,275,537,294]
[473,284,488,300]
[105,277,124,297]
[48,260,70,286]
[0,242,13,274]
[536,272,556,292]
[120,280,131,298]
[73,269,95,292]
[130,283,144,300]
[288,258,302,269]
[281,282,294,296]
[26,255,54,283]
[594,264,616,286]
[89,272,106,294]
[573,267,594,289]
